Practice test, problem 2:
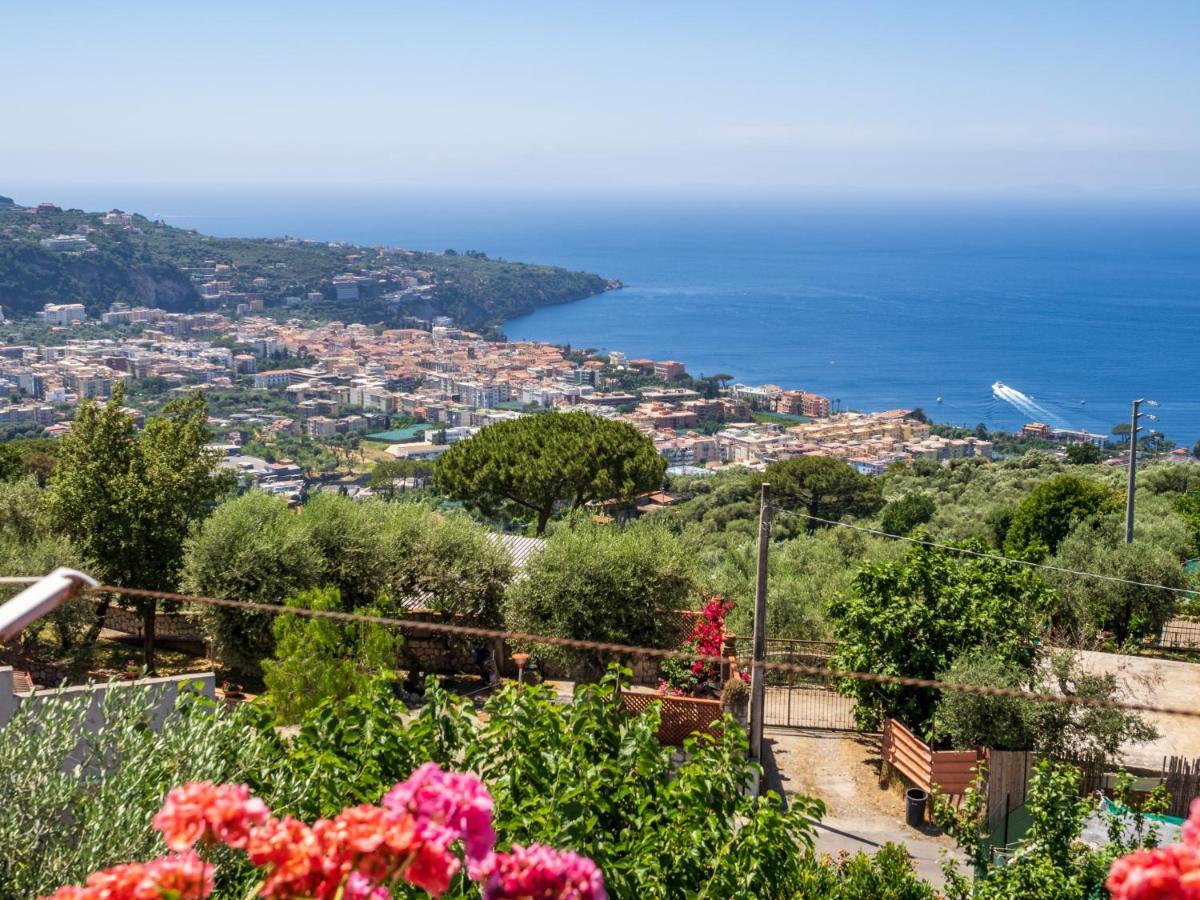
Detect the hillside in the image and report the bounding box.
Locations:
[0,198,617,330]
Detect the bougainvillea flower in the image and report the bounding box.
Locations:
[481,843,606,900]
[153,781,271,851]
[41,851,213,900]
[382,763,496,877]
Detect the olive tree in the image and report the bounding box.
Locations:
[504,518,700,678]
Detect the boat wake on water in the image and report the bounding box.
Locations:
[991,382,1072,429]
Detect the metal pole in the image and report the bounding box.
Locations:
[1126,399,1141,544]
[749,482,772,764]
[0,568,98,641]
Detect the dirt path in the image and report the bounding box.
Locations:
[764,727,966,886]
[1077,650,1200,769]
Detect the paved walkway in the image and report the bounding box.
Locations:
[763,727,966,886]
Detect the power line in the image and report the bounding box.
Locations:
[73,583,1200,723]
[787,512,1197,596]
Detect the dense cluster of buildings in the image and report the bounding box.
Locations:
[1,300,1012,489]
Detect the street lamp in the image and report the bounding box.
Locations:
[1125,399,1158,544]
[511,652,530,684]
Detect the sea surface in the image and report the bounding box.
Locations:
[23,188,1200,442]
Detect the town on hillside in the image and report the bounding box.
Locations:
[4,297,1158,505]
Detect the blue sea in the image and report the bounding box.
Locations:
[22,188,1200,442]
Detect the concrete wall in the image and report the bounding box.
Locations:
[0,665,216,731]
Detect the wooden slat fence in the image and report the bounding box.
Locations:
[620,691,724,746]
[1165,756,1200,819]
[881,718,982,799]
[984,750,1033,836]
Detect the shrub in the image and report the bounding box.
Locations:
[182,491,323,673]
[261,587,401,724]
[183,493,512,674]
[0,684,296,898]
[503,519,700,679]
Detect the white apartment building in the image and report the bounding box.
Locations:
[42,303,87,325]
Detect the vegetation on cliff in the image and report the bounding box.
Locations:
[0,200,614,329]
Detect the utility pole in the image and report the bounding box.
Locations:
[1125,398,1157,544]
[749,482,772,765]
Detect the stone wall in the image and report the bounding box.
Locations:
[101,606,205,642]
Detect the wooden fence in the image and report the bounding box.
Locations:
[984,750,1033,837]
[620,691,725,746]
[881,718,982,799]
[1165,756,1200,819]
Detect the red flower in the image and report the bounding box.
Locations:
[153,781,271,851]
[481,843,605,900]
[40,852,213,900]
[1108,798,1200,899]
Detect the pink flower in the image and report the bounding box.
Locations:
[41,851,213,900]
[1107,797,1200,900]
[153,781,271,851]
[315,804,430,890]
[382,763,496,878]
[1107,845,1200,899]
[344,872,392,900]
[1185,797,1200,849]
[481,844,606,900]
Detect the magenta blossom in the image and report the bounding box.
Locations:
[382,763,496,878]
[482,844,606,900]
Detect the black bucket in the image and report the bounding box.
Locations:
[905,788,929,828]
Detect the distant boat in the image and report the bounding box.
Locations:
[936,396,943,404]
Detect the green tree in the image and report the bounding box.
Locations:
[0,443,21,482]
[757,456,883,535]
[0,477,90,653]
[829,539,1057,735]
[45,386,229,670]
[1065,442,1103,465]
[1175,489,1200,557]
[1002,473,1118,558]
[435,412,665,534]
[1050,519,1185,644]
[184,493,511,674]
[261,586,400,724]
[182,491,324,673]
[879,493,936,536]
[504,518,699,679]
[932,648,1155,757]
[368,458,433,499]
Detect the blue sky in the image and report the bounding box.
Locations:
[3,1,1199,196]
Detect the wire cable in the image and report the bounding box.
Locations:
[78,583,1200,722]
[786,512,1198,596]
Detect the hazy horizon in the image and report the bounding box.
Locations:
[4,1,1198,196]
